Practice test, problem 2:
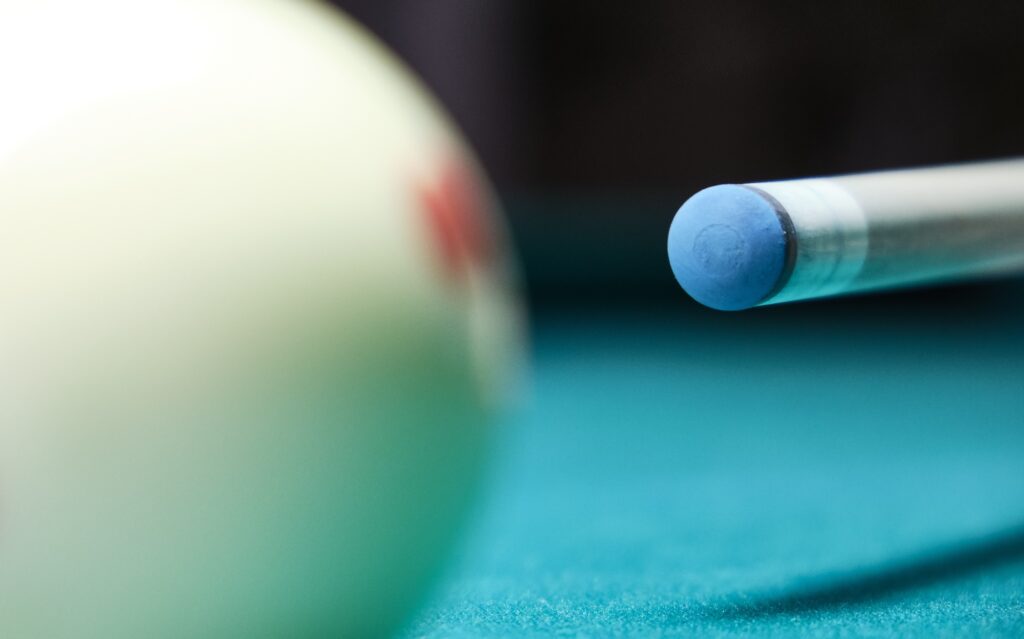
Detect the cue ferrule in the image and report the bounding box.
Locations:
[749,179,868,305]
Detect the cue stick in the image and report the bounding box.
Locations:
[667,158,1024,310]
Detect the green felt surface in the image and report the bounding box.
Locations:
[404,287,1024,638]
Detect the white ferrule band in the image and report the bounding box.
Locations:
[750,178,868,304]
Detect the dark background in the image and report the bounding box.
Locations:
[332,0,1024,306]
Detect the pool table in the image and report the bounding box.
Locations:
[403,280,1024,638]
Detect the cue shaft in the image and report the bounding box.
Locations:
[667,159,1024,310]
[758,159,1024,305]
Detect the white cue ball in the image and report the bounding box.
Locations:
[0,1,524,637]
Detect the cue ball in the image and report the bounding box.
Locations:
[0,1,523,637]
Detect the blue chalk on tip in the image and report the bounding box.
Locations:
[667,185,791,311]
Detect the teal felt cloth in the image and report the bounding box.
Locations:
[403,291,1024,637]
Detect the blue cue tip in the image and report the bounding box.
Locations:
[668,185,791,311]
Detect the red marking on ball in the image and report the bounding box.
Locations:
[417,157,495,284]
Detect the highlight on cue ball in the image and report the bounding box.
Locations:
[0,1,525,638]
[668,159,1024,311]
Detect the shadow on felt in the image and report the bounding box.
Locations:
[705,523,1024,619]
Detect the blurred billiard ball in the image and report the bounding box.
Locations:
[0,1,524,637]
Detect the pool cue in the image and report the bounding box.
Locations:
[667,158,1024,311]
